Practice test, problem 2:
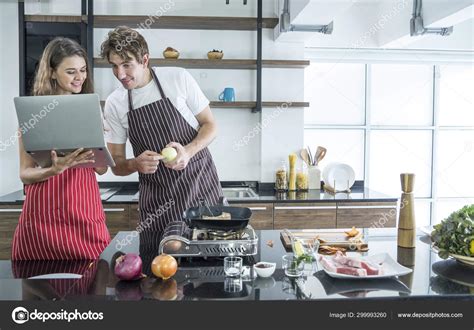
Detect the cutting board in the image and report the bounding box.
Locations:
[280,229,368,252]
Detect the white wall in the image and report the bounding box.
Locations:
[21,0,306,184]
[0,0,21,196]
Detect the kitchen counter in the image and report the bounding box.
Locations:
[0,182,397,205]
[0,230,472,301]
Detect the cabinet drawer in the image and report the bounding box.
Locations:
[336,202,397,228]
[0,205,22,260]
[103,204,130,237]
[273,203,336,229]
[230,203,273,230]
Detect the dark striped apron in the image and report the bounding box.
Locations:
[127,69,222,243]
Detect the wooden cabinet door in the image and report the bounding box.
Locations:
[0,205,23,260]
[273,203,337,229]
[230,203,273,230]
[336,201,398,228]
[103,204,130,238]
[130,203,140,229]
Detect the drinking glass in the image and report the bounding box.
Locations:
[224,256,242,277]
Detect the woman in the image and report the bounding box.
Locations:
[11,38,110,260]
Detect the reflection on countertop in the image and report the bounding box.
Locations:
[0,230,473,301]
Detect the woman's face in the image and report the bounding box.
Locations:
[52,55,87,94]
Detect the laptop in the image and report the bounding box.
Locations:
[14,93,115,168]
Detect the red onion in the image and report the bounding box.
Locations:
[114,253,143,281]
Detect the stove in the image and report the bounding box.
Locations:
[159,221,258,257]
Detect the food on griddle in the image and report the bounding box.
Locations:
[266,240,274,248]
[345,226,360,238]
[202,212,231,220]
[319,245,346,255]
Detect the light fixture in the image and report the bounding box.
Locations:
[226,0,247,4]
[280,0,333,34]
[410,0,453,36]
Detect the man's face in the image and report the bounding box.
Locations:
[108,52,149,90]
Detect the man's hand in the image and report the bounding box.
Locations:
[164,142,192,171]
[135,150,164,174]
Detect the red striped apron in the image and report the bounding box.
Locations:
[127,69,222,241]
[11,167,110,260]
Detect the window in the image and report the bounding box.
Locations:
[304,61,474,226]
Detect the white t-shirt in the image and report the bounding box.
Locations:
[104,67,209,144]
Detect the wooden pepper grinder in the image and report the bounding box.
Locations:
[398,173,416,248]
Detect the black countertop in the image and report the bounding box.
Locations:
[0,230,472,301]
[0,182,397,205]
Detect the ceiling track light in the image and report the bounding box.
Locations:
[226,0,247,5]
[410,0,453,36]
[280,0,333,34]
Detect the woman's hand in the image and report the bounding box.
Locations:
[50,148,95,175]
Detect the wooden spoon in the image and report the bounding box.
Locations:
[300,149,310,166]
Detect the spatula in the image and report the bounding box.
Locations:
[300,149,310,166]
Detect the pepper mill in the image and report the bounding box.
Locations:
[398,173,416,248]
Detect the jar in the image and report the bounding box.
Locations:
[308,165,321,190]
[274,161,288,192]
[296,162,308,191]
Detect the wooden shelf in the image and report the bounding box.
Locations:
[210,101,310,108]
[94,15,278,30]
[25,15,86,23]
[94,58,309,69]
[100,101,309,108]
[24,15,279,30]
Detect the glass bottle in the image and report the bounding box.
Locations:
[296,161,308,191]
[274,161,288,192]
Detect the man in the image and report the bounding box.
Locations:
[101,26,222,238]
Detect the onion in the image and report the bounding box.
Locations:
[114,253,143,281]
[151,254,178,280]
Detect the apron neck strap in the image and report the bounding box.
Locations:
[127,68,166,111]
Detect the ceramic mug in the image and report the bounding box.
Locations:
[218,87,235,102]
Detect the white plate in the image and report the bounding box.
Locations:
[431,245,474,268]
[323,163,355,191]
[318,253,413,279]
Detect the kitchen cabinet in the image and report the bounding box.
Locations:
[103,204,130,237]
[130,203,140,229]
[273,203,337,229]
[336,202,397,229]
[0,204,22,260]
[230,203,273,230]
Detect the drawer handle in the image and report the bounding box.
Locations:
[248,207,267,211]
[0,209,22,213]
[275,206,336,210]
[338,206,397,209]
[103,208,126,212]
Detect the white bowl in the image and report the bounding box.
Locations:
[253,262,276,278]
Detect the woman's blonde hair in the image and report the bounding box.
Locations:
[33,37,93,96]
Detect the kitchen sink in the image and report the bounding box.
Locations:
[221,187,259,200]
[131,188,259,201]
